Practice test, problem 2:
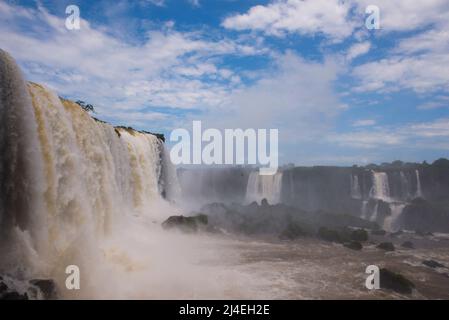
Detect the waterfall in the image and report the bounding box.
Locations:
[399,171,410,199]
[383,203,406,232]
[350,174,362,199]
[415,169,423,198]
[361,200,368,219]
[0,50,181,296]
[369,202,379,222]
[245,171,283,205]
[369,171,390,201]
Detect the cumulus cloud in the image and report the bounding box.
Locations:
[346,42,371,61]
[352,119,376,127]
[329,118,449,149]
[0,1,265,129]
[222,0,356,40]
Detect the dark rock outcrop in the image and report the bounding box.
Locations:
[422,260,445,269]
[350,229,368,242]
[401,241,415,249]
[380,268,415,294]
[318,227,342,243]
[162,214,208,233]
[371,229,386,236]
[279,223,307,240]
[30,279,57,300]
[343,241,362,251]
[377,242,395,251]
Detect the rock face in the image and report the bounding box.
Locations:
[201,202,377,239]
[371,230,386,236]
[401,241,415,249]
[30,279,58,300]
[179,159,449,233]
[380,268,415,294]
[279,223,306,240]
[350,229,368,242]
[377,242,395,251]
[399,198,449,233]
[0,276,57,300]
[422,260,445,269]
[162,214,208,233]
[343,241,363,251]
[318,227,343,243]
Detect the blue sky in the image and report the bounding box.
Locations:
[1,0,449,165]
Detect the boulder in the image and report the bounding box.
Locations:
[350,229,368,242]
[343,241,363,251]
[401,241,415,249]
[279,223,307,240]
[318,227,342,243]
[162,214,208,233]
[371,229,386,236]
[377,242,395,251]
[422,260,445,269]
[30,279,57,300]
[380,268,415,295]
[390,230,404,237]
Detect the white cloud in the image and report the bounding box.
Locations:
[188,0,200,7]
[355,0,449,32]
[0,1,266,128]
[329,118,449,149]
[346,42,371,61]
[352,119,376,127]
[351,1,449,93]
[146,0,165,7]
[222,0,355,40]
[201,52,343,144]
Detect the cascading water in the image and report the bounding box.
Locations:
[415,169,423,198]
[383,203,406,232]
[245,171,283,205]
[350,174,362,199]
[369,171,390,201]
[1,50,251,299]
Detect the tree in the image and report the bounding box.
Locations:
[75,100,96,113]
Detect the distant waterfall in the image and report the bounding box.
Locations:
[399,171,411,199]
[350,174,362,199]
[0,50,177,293]
[415,170,423,198]
[383,203,406,232]
[245,171,283,205]
[369,171,390,201]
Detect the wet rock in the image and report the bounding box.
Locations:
[318,227,342,243]
[350,229,368,242]
[371,229,386,236]
[377,242,395,251]
[162,214,208,233]
[380,268,415,295]
[0,278,28,300]
[390,230,404,237]
[343,241,363,251]
[401,241,415,249]
[1,291,28,300]
[415,230,433,237]
[279,223,307,240]
[422,260,445,269]
[30,279,57,300]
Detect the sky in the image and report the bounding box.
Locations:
[1,0,449,166]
